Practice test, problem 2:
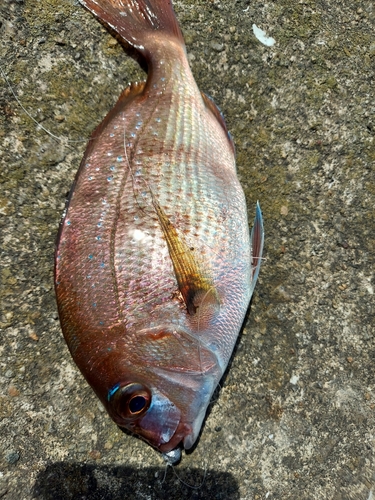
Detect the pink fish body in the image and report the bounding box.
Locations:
[55,0,263,459]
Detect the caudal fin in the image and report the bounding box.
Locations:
[79,0,184,56]
[249,202,264,297]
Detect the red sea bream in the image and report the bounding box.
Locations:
[55,0,264,461]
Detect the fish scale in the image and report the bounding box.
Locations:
[55,0,264,459]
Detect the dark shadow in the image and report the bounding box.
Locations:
[32,462,239,500]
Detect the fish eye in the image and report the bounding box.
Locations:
[112,383,151,420]
[128,395,147,414]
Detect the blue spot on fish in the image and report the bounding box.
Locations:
[96,236,101,241]
[88,254,93,259]
[107,176,113,182]
[92,302,97,307]
[110,165,115,171]
[110,133,114,137]
[117,156,123,162]
[108,383,121,401]
[100,262,105,268]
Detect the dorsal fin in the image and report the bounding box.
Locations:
[120,81,147,101]
[85,81,146,152]
[153,199,220,316]
[201,92,235,155]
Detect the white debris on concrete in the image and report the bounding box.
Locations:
[252,24,276,46]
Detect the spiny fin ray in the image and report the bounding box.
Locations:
[249,201,264,297]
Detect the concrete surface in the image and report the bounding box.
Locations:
[1,0,374,498]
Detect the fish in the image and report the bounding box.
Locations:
[55,0,264,462]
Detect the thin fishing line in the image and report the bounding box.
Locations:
[122,112,155,218]
[161,460,207,490]
[0,64,87,146]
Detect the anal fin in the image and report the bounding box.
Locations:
[201,92,235,155]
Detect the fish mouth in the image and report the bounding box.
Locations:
[158,411,205,452]
[158,421,193,453]
[182,432,196,450]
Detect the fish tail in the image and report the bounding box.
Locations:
[79,0,184,56]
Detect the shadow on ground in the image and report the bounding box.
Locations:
[31,462,238,499]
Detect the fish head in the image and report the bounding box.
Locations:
[103,324,221,453]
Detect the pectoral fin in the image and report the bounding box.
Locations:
[153,201,219,316]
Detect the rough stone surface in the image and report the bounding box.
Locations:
[1,0,374,499]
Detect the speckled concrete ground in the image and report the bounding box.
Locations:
[1,0,374,499]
